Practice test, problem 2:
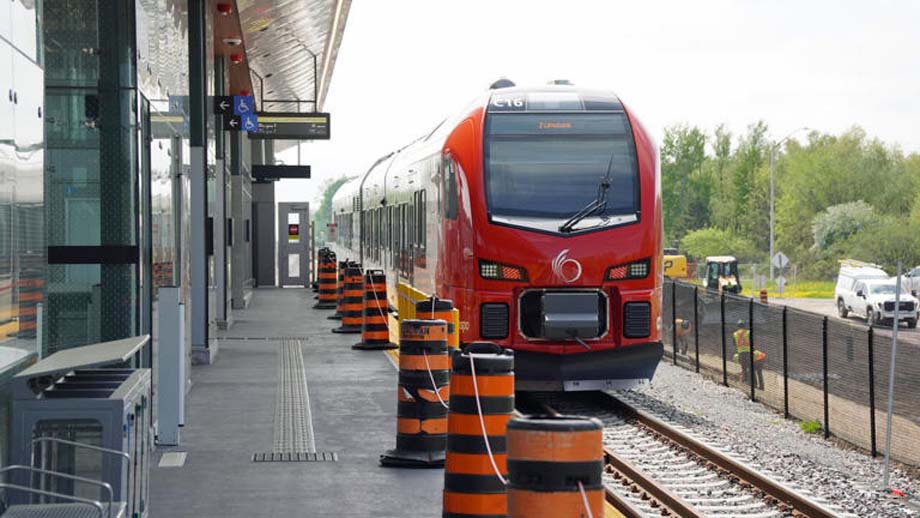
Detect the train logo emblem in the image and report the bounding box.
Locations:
[551,249,582,283]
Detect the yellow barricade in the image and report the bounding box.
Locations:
[392,282,460,349]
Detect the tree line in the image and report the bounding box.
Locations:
[662,123,920,278]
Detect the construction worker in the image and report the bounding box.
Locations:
[675,318,692,355]
[733,320,765,389]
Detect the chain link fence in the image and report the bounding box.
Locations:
[663,278,920,466]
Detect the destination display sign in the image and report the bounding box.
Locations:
[248,112,331,140]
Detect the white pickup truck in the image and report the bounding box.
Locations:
[835,263,919,328]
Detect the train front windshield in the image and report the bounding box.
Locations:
[484,112,639,231]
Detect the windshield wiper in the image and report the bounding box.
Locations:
[559,153,616,233]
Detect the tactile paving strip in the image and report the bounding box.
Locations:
[271,338,317,454]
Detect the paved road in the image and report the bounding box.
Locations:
[776,297,920,346]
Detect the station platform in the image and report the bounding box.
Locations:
[148,288,443,518]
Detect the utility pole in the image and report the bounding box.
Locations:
[769,127,809,280]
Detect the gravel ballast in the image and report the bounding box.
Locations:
[620,361,920,517]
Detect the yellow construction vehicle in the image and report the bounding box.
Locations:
[663,248,688,279]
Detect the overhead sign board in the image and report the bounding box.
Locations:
[248,112,331,140]
[252,164,311,182]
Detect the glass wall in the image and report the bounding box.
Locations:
[0,0,45,464]
[42,0,190,358]
[44,0,138,353]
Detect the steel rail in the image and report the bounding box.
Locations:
[597,392,840,518]
[525,396,699,518]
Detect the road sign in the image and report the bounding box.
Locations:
[247,112,331,140]
[241,113,259,132]
[214,95,233,115]
[223,115,241,131]
[233,95,254,116]
[772,252,789,270]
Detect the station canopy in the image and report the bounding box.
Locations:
[237,0,350,114]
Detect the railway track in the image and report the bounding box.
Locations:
[517,392,848,518]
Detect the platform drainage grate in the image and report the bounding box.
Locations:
[251,452,338,463]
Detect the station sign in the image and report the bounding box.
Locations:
[247,112,331,140]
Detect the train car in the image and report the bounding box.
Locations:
[331,81,663,391]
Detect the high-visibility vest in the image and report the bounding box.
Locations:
[733,329,751,354]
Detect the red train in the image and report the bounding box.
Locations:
[331,81,662,391]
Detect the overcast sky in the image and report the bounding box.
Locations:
[276,0,920,205]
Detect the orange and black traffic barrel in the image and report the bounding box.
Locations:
[332,262,363,334]
[352,269,395,349]
[17,270,43,338]
[313,249,337,309]
[381,319,450,468]
[416,297,458,350]
[506,415,605,518]
[327,260,348,320]
[443,342,514,518]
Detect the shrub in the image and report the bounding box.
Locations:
[799,420,822,434]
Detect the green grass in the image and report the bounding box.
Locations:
[741,280,836,299]
[799,419,823,434]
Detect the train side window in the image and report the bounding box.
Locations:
[442,154,458,220]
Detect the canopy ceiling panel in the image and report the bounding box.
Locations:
[237,0,351,113]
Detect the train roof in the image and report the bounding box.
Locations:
[333,83,629,210]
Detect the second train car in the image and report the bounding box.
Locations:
[331,81,663,391]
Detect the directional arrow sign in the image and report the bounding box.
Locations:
[772,251,789,270]
[223,115,241,131]
[213,95,233,115]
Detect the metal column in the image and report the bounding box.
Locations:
[188,0,212,363]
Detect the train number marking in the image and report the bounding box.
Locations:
[490,96,525,109]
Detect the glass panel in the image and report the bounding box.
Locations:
[32,419,106,502]
[288,254,299,278]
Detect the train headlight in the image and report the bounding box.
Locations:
[479,260,528,282]
[606,259,650,281]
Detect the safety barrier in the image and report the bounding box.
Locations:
[332,263,363,334]
[328,260,347,320]
[443,342,514,518]
[381,319,449,468]
[312,249,337,309]
[353,270,395,350]
[416,298,459,350]
[397,282,460,348]
[507,415,604,518]
[664,278,920,466]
